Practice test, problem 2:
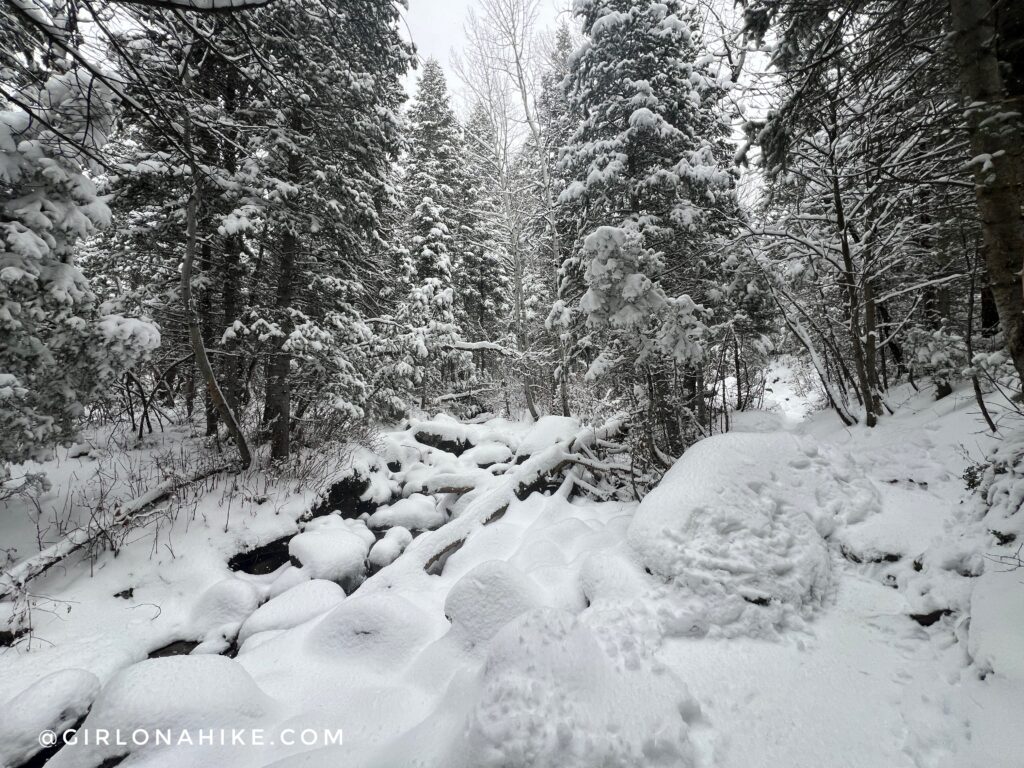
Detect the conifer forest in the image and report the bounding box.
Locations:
[0,1,1023,766]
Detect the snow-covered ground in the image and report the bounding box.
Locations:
[1,376,1022,768]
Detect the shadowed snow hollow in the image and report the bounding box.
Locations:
[627,432,834,637]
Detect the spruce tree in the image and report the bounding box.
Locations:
[397,59,474,407]
[560,0,736,457]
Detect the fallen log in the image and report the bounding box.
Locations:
[366,415,628,582]
[1,463,232,602]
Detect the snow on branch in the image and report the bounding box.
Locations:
[358,415,629,583]
[110,0,276,11]
[445,340,519,356]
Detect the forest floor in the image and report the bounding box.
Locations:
[0,369,1022,768]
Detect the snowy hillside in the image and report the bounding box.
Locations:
[1,380,1021,768]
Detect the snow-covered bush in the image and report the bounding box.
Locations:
[905,325,966,398]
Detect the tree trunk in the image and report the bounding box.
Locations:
[182,191,252,469]
[949,0,1024,384]
[265,227,296,461]
[221,233,244,413]
[200,239,219,436]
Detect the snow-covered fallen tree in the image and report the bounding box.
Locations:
[0,463,231,602]
[368,414,628,581]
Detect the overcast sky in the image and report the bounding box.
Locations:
[400,0,567,100]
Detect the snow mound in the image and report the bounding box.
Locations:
[289,516,373,590]
[238,579,346,645]
[367,493,445,530]
[305,593,434,672]
[580,550,652,606]
[190,578,261,641]
[444,560,543,648]
[628,432,831,637]
[368,526,413,568]
[462,442,514,466]
[515,415,580,457]
[0,668,100,767]
[444,608,700,768]
[49,656,274,768]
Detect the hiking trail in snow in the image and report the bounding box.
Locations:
[0,383,1020,768]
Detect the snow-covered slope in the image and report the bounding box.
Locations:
[1,383,1021,768]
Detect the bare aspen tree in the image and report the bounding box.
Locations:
[466,0,572,416]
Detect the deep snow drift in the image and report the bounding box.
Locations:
[1,378,1022,768]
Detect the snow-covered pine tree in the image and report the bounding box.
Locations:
[94,15,258,439]
[459,103,509,352]
[559,0,735,458]
[1,31,159,466]
[243,0,409,458]
[395,59,474,409]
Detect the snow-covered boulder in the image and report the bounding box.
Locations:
[411,417,473,455]
[515,415,580,458]
[444,560,543,647]
[628,432,831,637]
[461,442,514,467]
[238,579,346,645]
[579,550,651,606]
[305,593,435,672]
[190,578,261,640]
[266,564,310,598]
[367,493,445,531]
[48,656,274,768]
[289,516,374,590]
[368,526,414,568]
[0,669,100,767]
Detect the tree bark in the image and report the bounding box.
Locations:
[949,0,1024,384]
[265,227,295,461]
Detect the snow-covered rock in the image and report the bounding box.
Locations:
[442,608,701,768]
[461,442,513,467]
[238,579,346,645]
[305,593,434,672]
[48,656,274,768]
[368,526,414,568]
[367,493,445,530]
[289,517,373,590]
[444,560,543,647]
[266,565,310,598]
[0,669,100,767]
[190,578,261,640]
[515,415,580,458]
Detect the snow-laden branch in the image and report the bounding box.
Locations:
[447,340,518,356]
[110,0,276,10]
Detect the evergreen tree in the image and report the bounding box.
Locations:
[459,103,510,347]
[396,59,474,407]
[1,29,158,465]
[559,0,736,458]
